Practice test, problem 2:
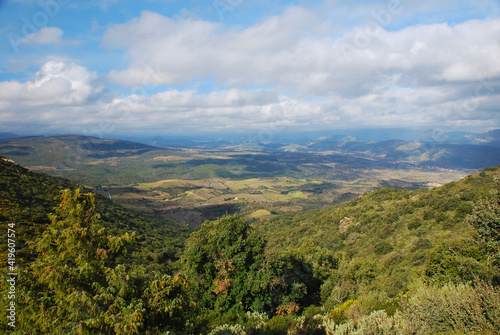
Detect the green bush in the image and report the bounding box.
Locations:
[263,315,295,334]
[317,280,500,335]
[401,281,500,334]
[0,189,193,334]
[208,324,246,335]
[374,241,393,255]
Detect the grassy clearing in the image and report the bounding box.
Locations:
[245,209,273,220]
[104,176,336,226]
[289,190,307,198]
[104,168,471,227]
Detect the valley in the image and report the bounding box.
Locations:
[99,168,466,227]
[0,133,479,227]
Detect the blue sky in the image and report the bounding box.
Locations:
[1,0,500,138]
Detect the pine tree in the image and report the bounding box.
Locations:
[9,189,191,334]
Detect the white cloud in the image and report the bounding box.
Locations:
[102,8,332,88]
[97,89,323,135]
[97,8,500,132]
[102,11,500,97]
[25,27,63,45]
[9,26,81,50]
[0,61,101,106]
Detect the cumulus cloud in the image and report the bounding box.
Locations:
[0,61,307,134]
[24,27,63,45]
[0,62,108,135]
[96,8,500,132]
[98,88,295,132]
[0,61,101,106]
[102,10,500,96]
[102,8,332,88]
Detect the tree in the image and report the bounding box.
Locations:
[181,215,306,321]
[11,189,191,334]
[466,177,500,261]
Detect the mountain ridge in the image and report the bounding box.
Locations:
[2,132,500,171]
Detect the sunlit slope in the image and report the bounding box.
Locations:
[255,166,500,303]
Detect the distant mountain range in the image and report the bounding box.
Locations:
[124,129,500,170]
[0,132,21,140]
[4,128,500,148]
[119,128,500,149]
[1,129,500,172]
[0,134,162,162]
[465,129,500,146]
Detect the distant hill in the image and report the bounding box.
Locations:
[0,135,172,183]
[2,133,500,188]
[116,128,500,147]
[0,134,161,160]
[465,129,500,147]
[304,137,500,169]
[129,129,500,170]
[0,132,21,140]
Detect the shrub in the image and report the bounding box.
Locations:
[317,280,500,335]
[374,241,393,255]
[263,315,295,334]
[208,324,246,335]
[401,281,500,334]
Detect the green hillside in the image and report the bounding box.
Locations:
[254,167,500,306]
[0,134,160,162]
[0,156,188,272]
[0,135,176,185]
[1,156,499,334]
[191,166,500,333]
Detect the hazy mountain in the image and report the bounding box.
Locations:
[0,134,163,162]
[2,132,500,174]
[465,129,500,147]
[112,128,497,148]
[0,132,21,140]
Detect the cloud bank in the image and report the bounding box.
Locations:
[1,2,500,136]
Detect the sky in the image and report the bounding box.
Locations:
[0,0,500,139]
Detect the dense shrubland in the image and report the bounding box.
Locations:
[1,156,500,334]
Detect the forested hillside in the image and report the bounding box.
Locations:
[1,156,499,334]
[255,167,500,302]
[0,156,187,273]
